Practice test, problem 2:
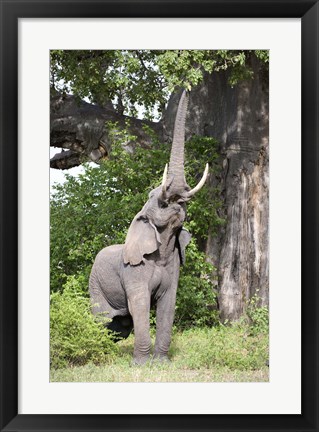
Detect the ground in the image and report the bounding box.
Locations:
[50,326,269,383]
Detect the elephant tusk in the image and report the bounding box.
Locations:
[161,164,168,197]
[186,163,209,198]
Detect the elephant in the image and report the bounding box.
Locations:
[89,90,209,364]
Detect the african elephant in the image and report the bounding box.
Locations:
[89,90,208,364]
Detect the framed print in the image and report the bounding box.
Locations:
[0,1,318,431]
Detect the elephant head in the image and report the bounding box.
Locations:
[123,90,209,266]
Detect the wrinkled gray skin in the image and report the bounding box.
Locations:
[89,91,208,365]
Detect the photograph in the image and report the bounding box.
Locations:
[1,2,318,429]
[49,49,269,383]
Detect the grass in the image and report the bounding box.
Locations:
[50,325,269,383]
[50,361,268,383]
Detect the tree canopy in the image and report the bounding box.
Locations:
[50,49,269,120]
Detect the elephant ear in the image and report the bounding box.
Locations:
[176,228,192,265]
[123,212,161,266]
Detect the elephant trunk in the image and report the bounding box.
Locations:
[162,90,209,199]
[167,90,188,191]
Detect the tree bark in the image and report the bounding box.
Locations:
[50,57,269,321]
[182,57,269,321]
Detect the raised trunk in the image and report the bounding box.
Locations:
[167,90,188,192]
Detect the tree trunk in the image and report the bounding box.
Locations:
[177,56,269,321]
[50,56,269,321]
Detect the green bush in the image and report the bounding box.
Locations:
[245,291,269,335]
[50,275,118,369]
[176,239,219,328]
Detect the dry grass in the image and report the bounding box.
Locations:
[50,326,269,383]
[50,362,269,383]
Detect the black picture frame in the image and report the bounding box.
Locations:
[1,1,318,431]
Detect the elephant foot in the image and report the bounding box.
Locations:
[131,355,151,366]
[153,354,171,363]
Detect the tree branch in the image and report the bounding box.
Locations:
[50,92,163,169]
[50,150,83,170]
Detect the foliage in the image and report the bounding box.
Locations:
[255,50,269,63]
[185,135,225,239]
[50,275,118,369]
[50,125,222,329]
[244,290,269,335]
[176,240,219,328]
[50,49,269,120]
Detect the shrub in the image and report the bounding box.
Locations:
[50,275,118,369]
[175,239,219,328]
[245,291,269,335]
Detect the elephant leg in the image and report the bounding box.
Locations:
[153,287,177,362]
[90,287,132,340]
[127,287,152,365]
[90,287,114,320]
